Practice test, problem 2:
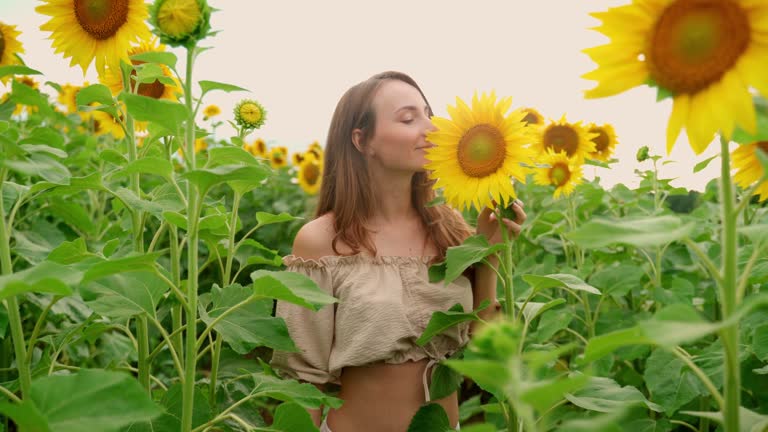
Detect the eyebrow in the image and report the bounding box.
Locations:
[395,105,430,115]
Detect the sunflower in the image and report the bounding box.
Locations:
[732,141,768,202]
[37,0,151,75]
[520,107,545,127]
[101,38,180,101]
[586,123,619,162]
[530,115,596,163]
[58,83,83,114]
[0,22,24,81]
[150,0,211,48]
[533,150,584,198]
[243,138,266,158]
[269,146,288,169]
[292,151,305,166]
[9,76,40,116]
[203,104,220,119]
[234,99,266,130]
[81,108,125,139]
[177,137,208,158]
[297,152,323,195]
[583,0,768,155]
[425,92,531,212]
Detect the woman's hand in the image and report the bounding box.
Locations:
[476,199,527,246]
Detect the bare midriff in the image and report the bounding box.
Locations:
[326,359,459,432]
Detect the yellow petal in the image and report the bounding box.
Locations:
[666,94,690,155]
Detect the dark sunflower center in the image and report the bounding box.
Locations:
[128,62,166,99]
[523,111,542,125]
[74,0,130,40]
[273,152,284,163]
[304,163,320,185]
[256,141,266,154]
[0,30,6,60]
[648,0,750,95]
[543,125,579,157]
[757,141,768,155]
[549,163,571,187]
[457,124,506,178]
[590,128,610,152]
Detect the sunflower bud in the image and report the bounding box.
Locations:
[234,99,266,130]
[150,0,211,48]
[636,145,650,162]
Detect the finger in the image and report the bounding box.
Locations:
[503,219,522,237]
[511,202,527,223]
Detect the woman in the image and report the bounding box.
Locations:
[271,71,526,432]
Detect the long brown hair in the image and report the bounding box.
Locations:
[314,71,473,264]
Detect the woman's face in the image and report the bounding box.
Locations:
[362,80,436,172]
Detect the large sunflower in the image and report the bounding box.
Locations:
[732,141,768,202]
[425,92,531,212]
[586,123,619,162]
[37,0,151,75]
[530,115,596,163]
[0,22,24,80]
[583,0,768,155]
[101,38,180,101]
[297,152,323,195]
[533,150,584,198]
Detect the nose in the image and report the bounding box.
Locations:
[422,117,437,135]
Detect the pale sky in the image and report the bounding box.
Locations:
[1,0,731,192]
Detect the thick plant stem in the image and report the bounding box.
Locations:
[719,136,740,432]
[181,46,201,432]
[0,170,31,398]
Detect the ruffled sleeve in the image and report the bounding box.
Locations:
[270,255,339,385]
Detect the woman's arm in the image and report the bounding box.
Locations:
[471,255,501,333]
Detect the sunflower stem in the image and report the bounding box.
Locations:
[181,46,202,432]
[0,168,31,398]
[121,61,151,393]
[498,206,516,322]
[719,136,740,432]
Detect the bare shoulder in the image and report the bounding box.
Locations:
[291,213,337,260]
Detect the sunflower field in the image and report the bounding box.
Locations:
[0,1,767,432]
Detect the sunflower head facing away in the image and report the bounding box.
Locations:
[583,0,768,155]
[424,91,532,212]
[0,22,25,82]
[150,0,211,48]
[37,0,151,75]
[533,150,584,199]
[732,141,768,202]
[586,122,618,162]
[531,115,596,163]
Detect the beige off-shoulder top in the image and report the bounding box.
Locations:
[270,254,474,386]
